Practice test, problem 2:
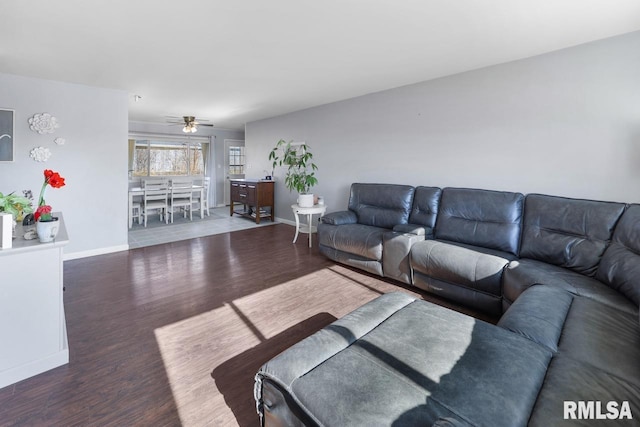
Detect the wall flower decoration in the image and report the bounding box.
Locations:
[30,146,52,162]
[54,137,65,145]
[28,113,60,134]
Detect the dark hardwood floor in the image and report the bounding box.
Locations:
[0,224,495,426]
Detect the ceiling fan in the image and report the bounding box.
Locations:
[166,116,214,133]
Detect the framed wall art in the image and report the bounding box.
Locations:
[0,109,15,162]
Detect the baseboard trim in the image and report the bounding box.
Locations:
[275,217,295,227]
[64,244,130,261]
[0,349,69,389]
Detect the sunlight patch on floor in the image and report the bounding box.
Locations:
[153,264,401,426]
[154,303,262,425]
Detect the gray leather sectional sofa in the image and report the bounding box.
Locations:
[255,183,639,426]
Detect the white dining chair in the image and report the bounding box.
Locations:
[143,179,169,226]
[169,178,193,223]
[192,177,210,216]
[130,201,142,225]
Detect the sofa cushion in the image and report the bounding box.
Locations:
[317,223,385,261]
[318,244,384,276]
[596,204,640,306]
[520,194,626,277]
[434,188,524,256]
[527,291,640,426]
[348,183,415,229]
[503,258,636,314]
[528,355,640,427]
[320,210,357,225]
[498,285,573,353]
[557,295,640,384]
[408,186,442,230]
[411,240,510,297]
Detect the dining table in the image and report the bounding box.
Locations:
[128,184,205,228]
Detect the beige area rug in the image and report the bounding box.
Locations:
[153,264,425,426]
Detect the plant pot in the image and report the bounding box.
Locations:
[297,193,315,208]
[36,217,60,243]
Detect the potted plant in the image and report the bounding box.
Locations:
[34,169,66,242]
[0,191,34,221]
[269,139,318,207]
[0,191,34,241]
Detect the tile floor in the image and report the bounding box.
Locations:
[128,206,277,249]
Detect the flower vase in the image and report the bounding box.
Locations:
[36,218,59,243]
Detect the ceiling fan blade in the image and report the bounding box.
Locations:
[163,115,213,128]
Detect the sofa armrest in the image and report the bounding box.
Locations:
[383,231,426,284]
[392,223,434,237]
[320,210,358,225]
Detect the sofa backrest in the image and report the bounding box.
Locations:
[408,186,442,229]
[348,183,415,229]
[434,188,524,255]
[596,205,640,306]
[520,194,626,277]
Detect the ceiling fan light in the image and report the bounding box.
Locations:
[183,125,190,133]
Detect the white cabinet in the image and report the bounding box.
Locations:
[0,214,69,388]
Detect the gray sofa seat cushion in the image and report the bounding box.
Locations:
[348,183,415,229]
[596,204,640,306]
[557,296,640,385]
[498,285,573,353]
[411,240,511,297]
[520,194,626,277]
[257,292,552,427]
[318,223,386,261]
[434,187,524,256]
[502,258,636,314]
[436,239,519,261]
[528,355,640,427]
[318,244,384,277]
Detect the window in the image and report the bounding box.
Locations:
[228,146,245,175]
[129,138,209,177]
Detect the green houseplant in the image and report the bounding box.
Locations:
[0,191,34,221]
[269,139,318,207]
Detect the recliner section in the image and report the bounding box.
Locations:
[410,187,524,315]
[318,183,415,277]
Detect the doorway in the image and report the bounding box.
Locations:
[223,139,245,205]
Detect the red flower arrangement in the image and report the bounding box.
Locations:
[35,169,66,222]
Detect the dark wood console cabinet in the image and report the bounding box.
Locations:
[230,179,275,224]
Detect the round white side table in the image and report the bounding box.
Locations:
[291,204,327,248]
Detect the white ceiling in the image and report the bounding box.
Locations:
[2,1,640,131]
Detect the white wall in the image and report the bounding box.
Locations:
[128,122,244,206]
[245,31,640,221]
[0,73,128,257]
